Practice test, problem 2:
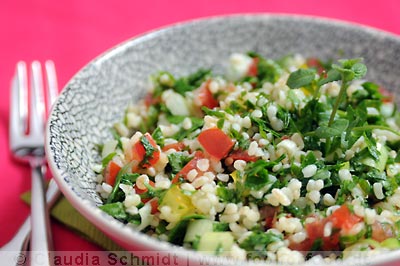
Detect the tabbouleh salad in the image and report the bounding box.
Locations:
[95,52,400,263]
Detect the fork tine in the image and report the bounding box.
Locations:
[44,60,58,112]
[10,61,29,136]
[30,61,46,136]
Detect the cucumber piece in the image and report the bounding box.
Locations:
[169,215,207,245]
[101,140,118,159]
[380,238,400,249]
[162,89,190,116]
[343,239,380,259]
[184,219,213,243]
[361,143,388,171]
[376,144,388,172]
[197,232,234,255]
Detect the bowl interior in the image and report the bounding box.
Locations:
[46,14,400,265]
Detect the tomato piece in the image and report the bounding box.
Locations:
[289,238,313,252]
[198,128,234,160]
[292,205,360,252]
[306,219,325,241]
[379,87,394,103]
[162,142,186,152]
[291,206,361,252]
[149,198,159,214]
[132,140,146,162]
[132,133,160,168]
[194,81,219,109]
[144,92,160,107]
[328,205,362,231]
[227,149,258,162]
[171,151,205,183]
[322,230,340,250]
[143,133,160,166]
[142,197,159,214]
[290,218,322,251]
[247,57,259,77]
[259,205,278,229]
[306,57,325,75]
[294,218,340,251]
[104,161,121,186]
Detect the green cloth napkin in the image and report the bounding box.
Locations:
[21,192,124,251]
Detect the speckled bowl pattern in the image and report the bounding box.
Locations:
[46,14,400,266]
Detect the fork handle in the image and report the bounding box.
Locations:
[0,179,60,249]
[30,163,52,266]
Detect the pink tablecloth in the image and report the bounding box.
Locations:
[1,0,399,262]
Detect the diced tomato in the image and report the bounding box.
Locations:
[323,230,340,250]
[291,205,362,252]
[162,142,186,152]
[171,151,206,184]
[144,92,160,107]
[132,133,160,168]
[379,87,394,103]
[289,237,313,252]
[306,57,325,75]
[198,128,234,160]
[328,205,362,231]
[227,149,258,162]
[135,180,155,194]
[143,134,160,166]
[247,57,259,77]
[142,198,159,214]
[194,80,219,109]
[259,205,278,229]
[104,161,121,186]
[149,198,159,214]
[291,220,323,251]
[291,218,340,251]
[132,140,146,162]
[306,219,326,242]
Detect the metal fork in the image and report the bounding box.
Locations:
[5,61,59,266]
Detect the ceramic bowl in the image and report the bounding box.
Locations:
[46,14,400,266]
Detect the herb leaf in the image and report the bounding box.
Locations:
[318,69,341,87]
[286,68,316,89]
[174,69,211,95]
[102,152,116,167]
[152,127,164,147]
[99,202,127,220]
[141,135,156,158]
[168,152,191,174]
[244,156,285,190]
[328,58,367,127]
[216,186,239,203]
[315,119,349,138]
[106,163,132,203]
[120,173,140,185]
[239,231,283,259]
[351,63,368,79]
[244,160,270,190]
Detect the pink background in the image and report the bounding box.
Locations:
[1,0,400,262]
